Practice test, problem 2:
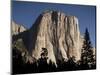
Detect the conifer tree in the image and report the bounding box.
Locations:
[81,28,94,68]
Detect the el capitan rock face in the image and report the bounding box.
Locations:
[12,10,83,66]
[28,11,83,65]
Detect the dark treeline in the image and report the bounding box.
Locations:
[12,48,96,74]
[12,52,96,74]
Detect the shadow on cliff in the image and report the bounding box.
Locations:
[12,14,43,54]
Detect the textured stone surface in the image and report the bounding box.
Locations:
[11,21,26,35]
[28,11,83,65]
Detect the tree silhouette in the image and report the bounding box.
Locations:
[81,28,95,69]
[38,48,49,72]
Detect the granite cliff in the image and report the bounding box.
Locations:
[12,10,83,66]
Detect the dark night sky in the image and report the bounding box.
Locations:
[12,1,96,47]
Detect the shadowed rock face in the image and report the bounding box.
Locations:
[12,10,83,66]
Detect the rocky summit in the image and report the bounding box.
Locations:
[11,21,26,35]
